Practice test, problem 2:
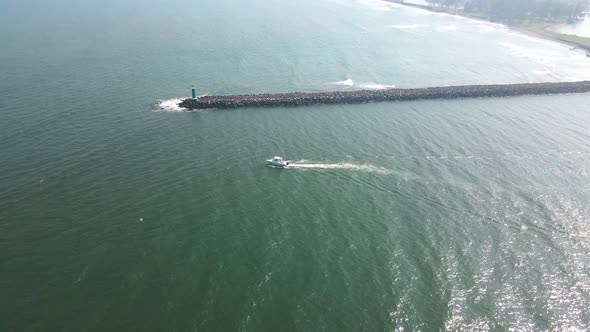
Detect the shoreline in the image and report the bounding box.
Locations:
[386,0,590,53]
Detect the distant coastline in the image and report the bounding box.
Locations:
[386,0,590,53]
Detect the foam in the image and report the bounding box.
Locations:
[357,0,400,11]
[154,98,187,112]
[473,23,504,33]
[358,83,397,89]
[435,25,458,32]
[408,6,454,17]
[332,79,355,86]
[403,0,430,5]
[386,24,429,30]
[330,79,395,89]
[498,41,560,67]
[410,8,435,16]
[290,161,391,174]
[505,31,562,48]
[497,37,590,81]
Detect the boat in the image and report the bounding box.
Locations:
[266,156,290,168]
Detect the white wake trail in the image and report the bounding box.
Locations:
[289,161,391,174]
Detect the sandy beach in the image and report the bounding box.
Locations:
[387,0,590,52]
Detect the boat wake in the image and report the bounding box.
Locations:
[289,160,391,174]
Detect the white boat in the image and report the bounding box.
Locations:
[266,156,291,168]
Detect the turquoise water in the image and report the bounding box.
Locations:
[2,0,590,330]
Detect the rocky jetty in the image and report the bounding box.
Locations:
[178,81,590,110]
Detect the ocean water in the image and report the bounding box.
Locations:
[1,0,590,330]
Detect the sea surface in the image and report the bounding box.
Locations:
[2,0,590,330]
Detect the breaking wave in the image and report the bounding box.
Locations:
[386,24,429,30]
[330,79,395,90]
[154,98,187,112]
[357,0,401,11]
[435,25,458,32]
[358,83,396,89]
[332,79,355,86]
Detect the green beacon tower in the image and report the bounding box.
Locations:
[191,85,197,100]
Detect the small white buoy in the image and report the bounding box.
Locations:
[139,218,143,222]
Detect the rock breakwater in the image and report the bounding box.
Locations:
[178,81,590,110]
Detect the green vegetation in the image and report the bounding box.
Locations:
[414,0,590,50]
[425,0,588,23]
[465,0,587,22]
[515,18,590,49]
[545,30,590,48]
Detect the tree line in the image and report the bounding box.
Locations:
[424,0,589,21]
